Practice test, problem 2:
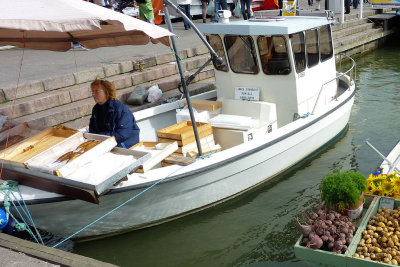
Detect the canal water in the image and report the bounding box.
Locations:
[73,39,400,267]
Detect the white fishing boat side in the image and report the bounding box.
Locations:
[0,15,357,240]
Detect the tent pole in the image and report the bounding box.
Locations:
[163,1,203,156]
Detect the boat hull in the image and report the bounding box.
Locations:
[11,88,355,240]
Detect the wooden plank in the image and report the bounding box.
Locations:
[131,141,178,172]
[176,135,214,154]
[156,121,212,141]
[187,144,222,158]
[184,99,222,111]
[162,154,195,166]
[158,127,213,146]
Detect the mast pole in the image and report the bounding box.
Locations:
[163,1,203,156]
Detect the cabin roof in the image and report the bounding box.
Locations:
[197,16,331,35]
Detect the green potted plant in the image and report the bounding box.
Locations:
[320,170,367,219]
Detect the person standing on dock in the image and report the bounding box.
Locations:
[240,0,253,20]
[344,0,351,14]
[178,0,192,30]
[214,0,228,22]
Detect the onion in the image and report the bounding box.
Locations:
[308,235,323,249]
[296,217,312,237]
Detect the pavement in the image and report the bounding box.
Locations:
[0,0,372,88]
[0,246,58,267]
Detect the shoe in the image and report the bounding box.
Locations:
[203,19,206,23]
[345,11,350,14]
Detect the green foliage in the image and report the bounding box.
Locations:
[319,170,367,212]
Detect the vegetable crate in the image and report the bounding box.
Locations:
[294,195,380,267]
[346,197,400,267]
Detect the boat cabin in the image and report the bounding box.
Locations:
[197,16,337,128]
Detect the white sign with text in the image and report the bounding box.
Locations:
[234,87,260,101]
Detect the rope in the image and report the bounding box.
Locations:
[52,163,189,248]
[0,181,44,245]
[170,46,182,61]
[0,31,26,180]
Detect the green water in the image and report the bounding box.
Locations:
[73,40,400,267]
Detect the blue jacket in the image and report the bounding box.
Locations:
[89,99,140,148]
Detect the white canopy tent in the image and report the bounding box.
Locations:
[0,0,174,51]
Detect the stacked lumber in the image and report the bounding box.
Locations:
[157,121,221,158]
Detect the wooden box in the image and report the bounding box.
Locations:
[26,132,117,178]
[157,121,213,146]
[0,126,79,164]
[130,141,178,173]
[294,195,380,267]
[184,99,222,111]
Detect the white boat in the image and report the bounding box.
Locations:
[0,6,356,240]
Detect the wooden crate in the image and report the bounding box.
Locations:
[26,132,117,178]
[157,121,213,146]
[346,196,400,267]
[130,141,178,173]
[293,195,380,267]
[0,126,79,164]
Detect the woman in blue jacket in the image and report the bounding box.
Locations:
[89,79,140,148]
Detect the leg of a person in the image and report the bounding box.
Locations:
[345,0,350,13]
[201,1,207,22]
[241,0,248,20]
[180,5,190,29]
[353,0,358,8]
[245,0,251,19]
[214,0,221,22]
[187,5,192,27]
[221,0,227,10]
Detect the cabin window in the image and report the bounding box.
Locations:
[257,36,291,75]
[306,29,319,68]
[206,34,229,72]
[319,25,333,62]
[224,35,259,74]
[290,32,306,73]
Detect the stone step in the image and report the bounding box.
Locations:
[334,27,385,53]
[13,67,215,127]
[333,17,369,32]
[0,45,210,101]
[333,21,376,40]
[1,54,212,120]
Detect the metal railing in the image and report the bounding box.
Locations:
[311,53,356,115]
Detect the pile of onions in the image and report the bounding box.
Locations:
[354,206,400,265]
[298,207,356,253]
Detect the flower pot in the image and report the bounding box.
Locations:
[344,191,364,221]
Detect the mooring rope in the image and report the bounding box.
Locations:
[0,181,44,245]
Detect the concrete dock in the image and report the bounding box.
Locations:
[0,233,116,267]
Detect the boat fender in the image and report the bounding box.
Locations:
[2,218,20,237]
[0,208,8,230]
